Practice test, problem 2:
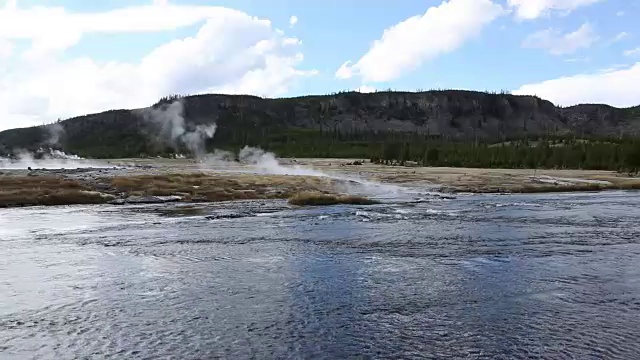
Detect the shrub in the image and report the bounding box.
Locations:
[288,191,379,206]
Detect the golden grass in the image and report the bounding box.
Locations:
[288,191,379,206]
[0,189,113,207]
[614,180,640,190]
[0,176,87,190]
[0,172,338,208]
[481,180,640,194]
[109,173,334,202]
[3,167,639,208]
[514,184,606,194]
[0,175,114,207]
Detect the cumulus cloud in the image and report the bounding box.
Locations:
[564,57,590,63]
[522,23,598,55]
[0,3,316,131]
[335,61,354,80]
[289,15,298,27]
[4,0,17,10]
[334,0,504,83]
[508,0,603,20]
[0,38,13,58]
[624,47,640,57]
[612,32,630,43]
[0,3,312,59]
[513,63,640,107]
[356,85,377,93]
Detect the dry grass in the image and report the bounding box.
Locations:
[0,176,87,190]
[3,163,639,208]
[614,179,640,190]
[495,180,640,194]
[0,190,112,207]
[109,173,334,202]
[0,172,337,208]
[0,176,114,207]
[513,184,606,194]
[288,191,379,206]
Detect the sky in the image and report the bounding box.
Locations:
[0,0,639,131]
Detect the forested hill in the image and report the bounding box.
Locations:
[1,90,640,159]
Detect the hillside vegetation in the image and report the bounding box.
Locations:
[1,90,640,171]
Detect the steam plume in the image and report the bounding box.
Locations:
[143,100,217,158]
[0,149,106,169]
[44,123,65,145]
[202,146,408,198]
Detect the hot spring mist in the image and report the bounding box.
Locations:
[142,100,217,158]
[0,120,110,169]
[198,146,409,198]
[1,98,415,199]
[0,149,109,170]
[140,99,412,198]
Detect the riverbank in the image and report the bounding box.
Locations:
[1,158,640,208]
[289,158,640,193]
[0,172,341,208]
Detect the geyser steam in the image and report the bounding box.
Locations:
[139,98,418,199]
[0,149,106,169]
[44,123,65,145]
[237,147,327,177]
[143,100,217,158]
[203,146,407,198]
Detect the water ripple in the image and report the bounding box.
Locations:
[1,192,640,358]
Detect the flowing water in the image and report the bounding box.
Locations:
[1,190,640,359]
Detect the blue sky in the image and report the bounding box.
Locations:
[0,0,639,130]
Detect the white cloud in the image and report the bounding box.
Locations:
[513,63,640,107]
[612,32,630,43]
[334,0,504,83]
[0,3,283,57]
[508,0,603,20]
[4,0,17,10]
[0,3,316,131]
[335,61,354,80]
[564,56,590,62]
[289,15,298,27]
[617,11,625,16]
[356,85,377,93]
[624,47,640,57]
[522,23,598,55]
[0,38,13,58]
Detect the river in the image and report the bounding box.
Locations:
[1,190,640,359]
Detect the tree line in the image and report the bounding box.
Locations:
[210,127,640,173]
[6,106,638,173]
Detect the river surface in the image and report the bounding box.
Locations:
[1,190,640,359]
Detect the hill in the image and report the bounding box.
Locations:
[1,90,640,160]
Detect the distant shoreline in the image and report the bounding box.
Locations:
[1,158,639,208]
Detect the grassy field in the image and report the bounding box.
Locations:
[2,157,640,208]
[0,176,114,207]
[276,158,640,193]
[288,192,379,206]
[108,173,335,201]
[0,172,342,207]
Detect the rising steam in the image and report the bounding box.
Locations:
[0,149,107,169]
[201,146,407,199]
[44,123,65,145]
[0,123,107,169]
[143,100,216,158]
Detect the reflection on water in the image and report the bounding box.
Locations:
[1,191,640,358]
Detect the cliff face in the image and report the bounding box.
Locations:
[152,91,640,138]
[1,90,639,156]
